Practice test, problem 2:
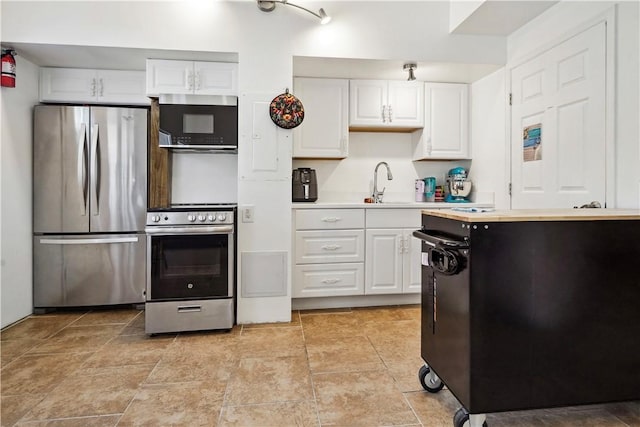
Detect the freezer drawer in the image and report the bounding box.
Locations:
[33,234,146,307]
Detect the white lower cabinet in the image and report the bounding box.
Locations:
[365,228,421,294]
[293,207,422,299]
[293,209,365,298]
[365,209,422,295]
[293,263,364,298]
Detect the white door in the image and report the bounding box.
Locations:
[194,62,238,96]
[39,68,96,103]
[292,78,348,158]
[510,22,606,209]
[349,80,387,126]
[146,59,192,95]
[365,229,403,294]
[424,83,469,159]
[387,81,424,128]
[402,229,422,293]
[97,70,149,105]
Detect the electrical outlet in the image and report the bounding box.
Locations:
[242,205,255,223]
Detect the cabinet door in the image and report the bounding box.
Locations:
[194,62,238,96]
[387,81,424,128]
[365,229,403,294]
[97,70,149,105]
[403,229,422,293]
[146,59,192,96]
[293,78,348,158]
[349,80,388,127]
[418,83,469,159]
[40,68,96,103]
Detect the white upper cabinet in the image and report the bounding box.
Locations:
[349,80,424,129]
[40,68,149,105]
[413,82,469,160]
[292,77,348,159]
[146,59,238,96]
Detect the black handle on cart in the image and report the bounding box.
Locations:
[412,229,469,250]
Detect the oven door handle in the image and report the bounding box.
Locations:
[145,225,234,235]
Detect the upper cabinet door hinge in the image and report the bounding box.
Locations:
[508,182,512,196]
[509,93,512,106]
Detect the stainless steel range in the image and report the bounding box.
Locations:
[144,204,236,334]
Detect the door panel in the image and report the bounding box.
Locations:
[511,22,606,208]
[365,229,403,294]
[90,107,147,233]
[33,105,90,233]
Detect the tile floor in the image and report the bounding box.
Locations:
[1,305,638,426]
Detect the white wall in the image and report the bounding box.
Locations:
[171,153,238,204]
[449,0,485,33]
[468,68,509,209]
[507,1,640,208]
[293,133,470,203]
[1,55,39,328]
[0,1,509,325]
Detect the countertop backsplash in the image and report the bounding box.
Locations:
[292,132,478,204]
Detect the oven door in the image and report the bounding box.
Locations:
[146,226,234,301]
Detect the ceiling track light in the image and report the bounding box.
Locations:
[257,1,331,25]
[403,63,417,81]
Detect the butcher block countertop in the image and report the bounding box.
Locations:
[421,208,640,223]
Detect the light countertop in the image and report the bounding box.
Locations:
[421,208,640,222]
[293,202,494,209]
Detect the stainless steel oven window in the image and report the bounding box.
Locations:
[146,231,234,301]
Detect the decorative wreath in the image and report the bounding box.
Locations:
[269,88,305,129]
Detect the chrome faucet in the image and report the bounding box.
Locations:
[372,161,393,203]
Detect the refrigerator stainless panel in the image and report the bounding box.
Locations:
[33,105,90,233]
[90,107,147,233]
[33,234,146,307]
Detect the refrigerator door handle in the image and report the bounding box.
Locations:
[77,123,88,216]
[39,237,140,245]
[90,123,100,216]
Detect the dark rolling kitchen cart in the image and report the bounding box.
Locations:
[412,209,640,427]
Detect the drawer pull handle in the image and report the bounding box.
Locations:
[321,244,342,251]
[177,305,201,313]
[321,217,341,223]
[321,278,341,284]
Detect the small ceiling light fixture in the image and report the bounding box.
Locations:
[257,0,332,24]
[404,63,417,81]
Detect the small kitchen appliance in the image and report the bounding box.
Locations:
[424,177,437,202]
[415,179,426,202]
[292,168,318,202]
[445,167,472,203]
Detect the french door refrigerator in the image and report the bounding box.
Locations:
[33,105,148,309]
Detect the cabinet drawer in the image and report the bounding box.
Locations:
[295,230,364,264]
[293,263,364,298]
[295,209,364,230]
[366,209,421,228]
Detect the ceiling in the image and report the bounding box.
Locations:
[5,42,238,70]
[450,1,559,36]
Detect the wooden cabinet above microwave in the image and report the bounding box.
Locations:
[146,59,238,97]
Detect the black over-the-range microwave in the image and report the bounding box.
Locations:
[158,95,238,151]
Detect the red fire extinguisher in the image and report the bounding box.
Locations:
[1,49,17,88]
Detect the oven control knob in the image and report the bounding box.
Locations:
[207,214,216,222]
[187,214,196,222]
[198,215,206,222]
[151,215,161,223]
[218,213,227,221]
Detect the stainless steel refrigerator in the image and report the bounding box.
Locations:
[33,105,148,308]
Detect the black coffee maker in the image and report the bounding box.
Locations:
[292,168,318,202]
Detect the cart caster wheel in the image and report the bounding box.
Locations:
[418,365,444,393]
[453,408,488,427]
